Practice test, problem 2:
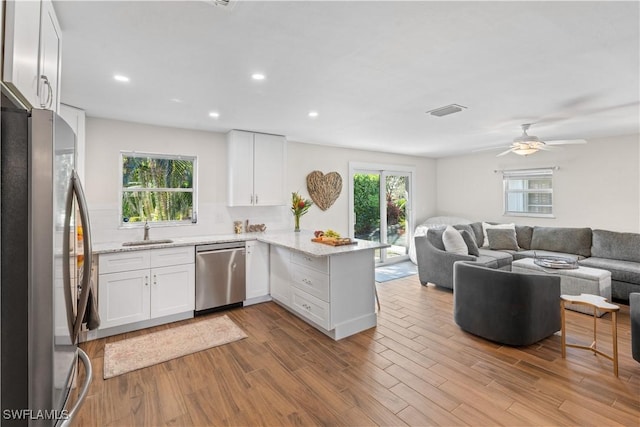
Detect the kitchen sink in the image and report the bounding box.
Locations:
[122,239,174,247]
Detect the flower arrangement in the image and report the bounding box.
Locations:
[291,191,313,232]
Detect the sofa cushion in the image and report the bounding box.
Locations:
[469,222,485,247]
[530,227,592,258]
[478,248,514,269]
[515,250,581,262]
[591,229,640,263]
[487,228,519,251]
[578,257,640,284]
[515,225,533,250]
[481,222,515,248]
[426,227,446,250]
[443,226,468,255]
[453,224,476,242]
[460,230,480,256]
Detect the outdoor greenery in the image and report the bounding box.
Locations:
[354,174,380,237]
[121,154,195,224]
[353,174,407,239]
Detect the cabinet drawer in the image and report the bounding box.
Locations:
[290,251,329,273]
[151,246,195,268]
[291,288,330,330]
[291,264,329,302]
[99,251,151,274]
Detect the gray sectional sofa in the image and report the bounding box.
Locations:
[415,222,640,303]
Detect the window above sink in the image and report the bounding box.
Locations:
[120,152,198,227]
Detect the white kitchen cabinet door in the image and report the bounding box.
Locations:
[2,0,42,108]
[38,0,61,112]
[245,240,270,302]
[269,245,291,305]
[227,130,286,206]
[253,133,286,206]
[227,130,255,206]
[150,263,195,319]
[98,270,151,329]
[60,104,86,182]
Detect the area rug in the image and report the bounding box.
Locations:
[103,315,247,379]
[375,261,418,282]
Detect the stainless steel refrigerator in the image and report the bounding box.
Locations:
[1,91,94,426]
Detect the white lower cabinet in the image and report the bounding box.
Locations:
[269,245,291,305]
[268,245,377,340]
[150,263,195,318]
[98,247,195,330]
[245,240,270,305]
[291,288,330,330]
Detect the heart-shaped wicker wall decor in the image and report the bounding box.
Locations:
[306,171,342,211]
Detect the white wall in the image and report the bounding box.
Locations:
[85,117,438,243]
[436,133,640,232]
[286,141,437,235]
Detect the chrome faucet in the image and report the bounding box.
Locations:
[143,221,150,241]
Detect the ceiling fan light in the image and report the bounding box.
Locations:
[513,147,539,156]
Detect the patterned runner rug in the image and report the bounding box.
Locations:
[103,314,247,379]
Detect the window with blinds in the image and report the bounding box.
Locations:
[503,168,554,217]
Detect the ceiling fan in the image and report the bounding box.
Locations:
[496,124,587,157]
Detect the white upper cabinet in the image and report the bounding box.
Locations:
[2,0,61,111]
[2,0,41,108]
[38,0,62,112]
[227,130,287,206]
[253,132,287,206]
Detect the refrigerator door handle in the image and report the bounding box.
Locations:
[59,348,93,427]
[62,170,93,343]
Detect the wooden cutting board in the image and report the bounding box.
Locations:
[311,237,357,246]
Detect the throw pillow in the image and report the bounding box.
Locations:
[459,229,480,256]
[481,222,515,247]
[442,226,468,255]
[486,228,519,251]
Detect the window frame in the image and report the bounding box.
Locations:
[119,151,198,228]
[502,168,554,218]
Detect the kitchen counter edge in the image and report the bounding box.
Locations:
[92,230,390,257]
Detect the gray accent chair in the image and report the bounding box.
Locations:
[631,293,640,363]
[453,261,561,346]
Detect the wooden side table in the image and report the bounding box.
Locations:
[560,293,620,376]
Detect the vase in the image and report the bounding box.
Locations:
[294,214,300,232]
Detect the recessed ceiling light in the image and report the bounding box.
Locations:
[209,112,220,118]
[113,74,130,83]
[251,73,266,81]
[308,111,319,118]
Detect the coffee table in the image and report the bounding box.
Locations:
[512,258,611,316]
[560,293,620,376]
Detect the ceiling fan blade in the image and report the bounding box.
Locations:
[496,148,514,157]
[545,139,587,145]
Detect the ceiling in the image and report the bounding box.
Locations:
[54,1,640,158]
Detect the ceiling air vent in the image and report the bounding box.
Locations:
[425,104,467,117]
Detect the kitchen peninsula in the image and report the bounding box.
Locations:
[91,230,388,341]
[260,231,389,340]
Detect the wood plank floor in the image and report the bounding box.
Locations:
[72,275,640,426]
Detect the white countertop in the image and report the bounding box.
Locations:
[259,230,390,257]
[92,229,389,257]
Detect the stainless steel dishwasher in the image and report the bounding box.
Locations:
[195,242,246,314]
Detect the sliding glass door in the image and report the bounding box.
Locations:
[350,163,413,265]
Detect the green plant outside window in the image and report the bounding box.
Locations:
[121,153,197,225]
